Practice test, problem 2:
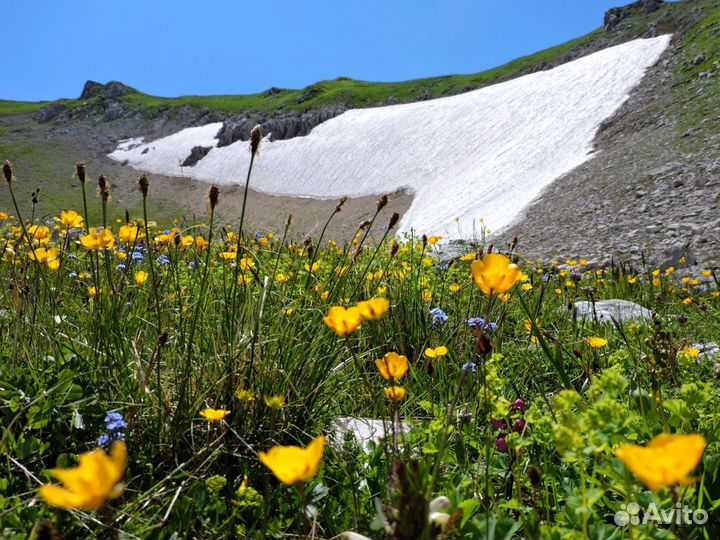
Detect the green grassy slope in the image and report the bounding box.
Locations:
[2,0,716,120]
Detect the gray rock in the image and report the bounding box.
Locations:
[37,103,68,123]
[181,145,212,167]
[647,161,684,180]
[657,242,696,267]
[574,299,654,323]
[80,80,104,99]
[103,100,128,122]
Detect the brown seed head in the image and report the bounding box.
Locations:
[359,218,372,230]
[487,243,493,254]
[206,185,220,212]
[97,175,110,202]
[422,234,428,248]
[389,241,399,257]
[284,214,293,230]
[75,161,86,184]
[376,194,388,212]
[2,160,13,183]
[137,174,149,198]
[250,124,262,156]
[303,234,312,247]
[388,212,400,230]
[335,196,347,213]
[173,232,181,247]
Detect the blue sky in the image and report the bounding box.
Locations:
[6,0,638,102]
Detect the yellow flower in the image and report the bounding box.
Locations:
[38,442,126,510]
[87,286,100,297]
[683,298,693,305]
[195,237,209,250]
[275,273,290,284]
[305,262,320,274]
[460,253,476,262]
[521,283,533,292]
[60,210,83,229]
[471,254,521,296]
[199,408,231,422]
[424,346,448,359]
[627,277,637,285]
[428,236,442,245]
[80,228,115,250]
[357,297,390,321]
[118,225,141,243]
[323,306,363,337]
[240,257,255,271]
[449,284,461,294]
[422,289,433,301]
[134,271,149,285]
[682,348,701,359]
[259,436,325,486]
[587,337,608,349]
[235,390,256,403]
[28,247,60,270]
[384,386,407,402]
[701,271,712,277]
[375,352,409,381]
[28,225,51,243]
[616,433,706,491]
[220,251,237,260]
[264,395,286,410]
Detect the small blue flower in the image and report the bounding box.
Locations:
[97,433,110,447]
[131,251,144,262]
[157,255,171,265]
[467,317,497,333]
[116,264,127,271]
[429,307,448,327]
[68,272,78,279]
[462,361,477,373]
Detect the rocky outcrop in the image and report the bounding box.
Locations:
[215,106,345,146]
[80,80,134,100]
[37,103,69,124]
[604,0,663,31]
[181,145,213,167]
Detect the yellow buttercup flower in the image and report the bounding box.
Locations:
[28,225,51,243]
[60,210,84,229]
[240,257,255,271]
[134,271,149,286]
[384,386,407,402]
[424,346,448,359]
[375,352,409,381]
[195,237,209,250]
[449,284,461,294]
[357,297,390,321]
[235,389,256,403]
[616,433,706,491]
[80,228,115,250]
[118,225,141,243]
[470,254,521,296]
[220,251,237,260]
[28,247,60,271]
[264,395,286,410]
[305,262,320,274]
[259,436,325,486]
[587,337,608,349]
[460,253,476,262]
[199,408,231,422]
[682,347,701,359]
[323,306,362,337]
[38,442,126,510]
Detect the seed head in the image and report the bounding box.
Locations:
[335,196,347,214]
[137,174,149,198]
[376,194,388,212]
[389,241,399,257]
[284,214,293,230]
[250,124,262,156]
[388,212,400,230]
[2,160,13,183]
[97,175,110,202]
[75,161,86,184]
[206,185,220,211]
[359,218,372,230]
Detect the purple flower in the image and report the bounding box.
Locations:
[491,419,507,431]
[512,399,527,412]
[462,361,477,373]
[495,436,508,453]
[513,418,527,433]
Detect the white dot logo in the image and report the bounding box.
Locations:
[614,503,641,526]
